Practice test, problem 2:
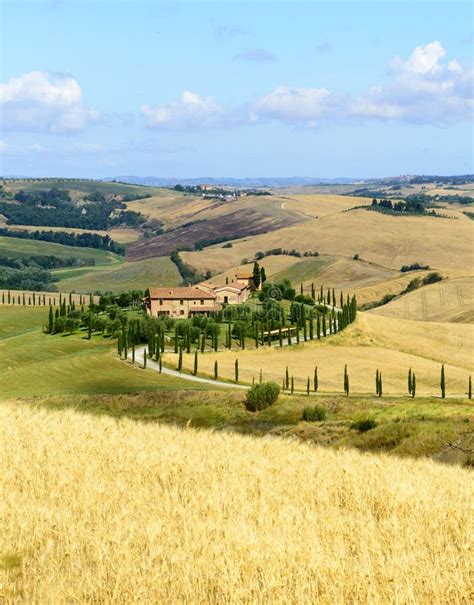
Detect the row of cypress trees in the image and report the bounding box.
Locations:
[2,289,93,307]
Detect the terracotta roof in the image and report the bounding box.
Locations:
[237,274,254,279]
[215,282,248,292]
[148,287,216,300]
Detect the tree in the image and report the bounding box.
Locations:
[375,369,379,396]
[252,261,261,290]
[469,375,472,400]
[260,266,267,285]
[193,351,198,376]
[285,366,290,390]
[291,376,294,394]
[214,360,218,380]
[178,347,183,372]
[143,350,147,369]
[377,371,383,398]
[235,358,239,382]
[87,312,92,340]
[408,368,412,396]
[412,373,416,398]
[440,364,446,399]
[48,305,54,334]
[313,366,318,392]
[344,364,349,396]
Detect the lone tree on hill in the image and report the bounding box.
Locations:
[344,365,350,397]
[440,364,446,399]
[469,375,472,400]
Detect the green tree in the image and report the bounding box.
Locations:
[285,366,290,390]
[468,375,472,400]
[291,376,294,394]
[306,377,310,396]
[313,366,318,392]
[260,266,267,285]
[193,351,198,376]
[440,364,446,399]
[48,305,54,334]
[408,368,412,396]
[412,373,416,398]
[252,261,261,290]
[234,358,239,382]
[344,364,349,396]
[214,360,218,380]
[143,350,147,369]
[178,347,183,372]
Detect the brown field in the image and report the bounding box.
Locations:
[2,400,472,603]
[181,207,474,276]
[370,276,474,322]
[163,313,473,395]
[126,191,214,228]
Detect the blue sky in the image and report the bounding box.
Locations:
[1,0,473,178]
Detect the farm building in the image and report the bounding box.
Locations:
[144,287,219,318]
[214,281,250,305]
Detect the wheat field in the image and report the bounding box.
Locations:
[1,400,472,604]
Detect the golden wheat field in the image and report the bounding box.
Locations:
[370,276,474,322]
[1,400,472,604]
[164,314,473,395]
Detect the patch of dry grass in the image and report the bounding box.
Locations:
[1,400,472,603]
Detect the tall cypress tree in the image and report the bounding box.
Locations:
[214,360,218,380]
[252,261,261,290]
[178,347,183,372]
[285,366,290,390]
[375,369,379,396]
[291,376,294,394]
[344,365,349,396]
[306,377,310,396]
[48,305,54,334]
[234,358,239,382]
[440,364,446,399]
[412,373,416,398]
[408,368,412,396]
[314,366,318,392]
[377,371,383,398]
[132,342,135,364]
[468,375,472,400]
[143,350,147,369]
[193,351,198,376]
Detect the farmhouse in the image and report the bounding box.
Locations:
[214,281,250,305]
[144,287,219,318]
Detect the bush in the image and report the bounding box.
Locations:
[350,418,378,432]
[353,254,360,260]
[302,405,327,422]
[245,382,280,412]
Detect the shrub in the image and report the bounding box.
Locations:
[302,405,327,422]
[353,254,360,260]
[222,242,233,248]
[350,418,378,432]
[245,382,280,412]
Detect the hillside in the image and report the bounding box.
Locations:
[369,276,474,322]
[2,400,471,603]
[181,208,474,275]
[163,313,473,396]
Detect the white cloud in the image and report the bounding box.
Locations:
[254,86,347,125]
[0,71,98,133]
[353,42,473,123]
[253,42,473,126]
[141,91,227,130]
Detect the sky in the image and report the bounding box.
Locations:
[0,0,473,178]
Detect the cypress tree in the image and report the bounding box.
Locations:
[87,313,92,340]
[468,375,472,400]
[311,282,315,300]
[159,357,162,373]
[252,261,261,290]
[235,358,239,382]
[412,373,416,398]
[33,292,36,305]
[300,283,303,295]
[214,360,218,380]
[320,285,323,302]
[340,292,343,309]
[408,368,412,396]
[285,366,290,390]
[22,293,25,306]
[259,369,263,383]
[174,326,179,353]
[375,369,379,396]
[117,334,122,357]
[48,305,54,334]
[307,377,310,396]
[322,316,327,338]
[132,342,135,364]
[440,364,446,399]
[332,289,336,307]
[279,326,283,347]
[194,351,198,376]
[143,350,147,369]
[287,325,291,346]
[344,365,349,396]
[178,348,183,372]
[201,328,206,353]
[313,366,318,392]
[377,371,383,398]
[309,319,314,340]
[317,316,321,340]
[291,376,294,394]
[7,290,10,304]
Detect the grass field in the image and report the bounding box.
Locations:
[281,193,373,217]
[55,256,181,293]
[163,313,473,396]
[0,235,120,265]
[0,307,208,399]
[370,276,474,322]
[1,400,472,603]
[2,178,163,197]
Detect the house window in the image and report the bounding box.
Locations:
[159,299,163,306]
[224,296,228,304]
[200,299,204,305]
[180,310,184,315]
[180,299,184,305]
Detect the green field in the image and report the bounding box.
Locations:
[2,178,162,197]
[270,255,335,284]
[0,235,121,265]
[55,256,180,293]
[0,307,209,399]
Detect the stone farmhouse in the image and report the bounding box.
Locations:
[144,273,259,318]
